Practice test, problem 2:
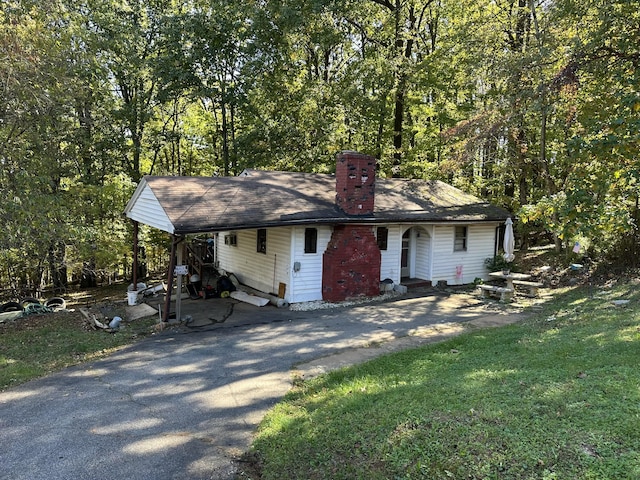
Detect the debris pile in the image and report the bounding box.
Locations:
[0,297,68,323]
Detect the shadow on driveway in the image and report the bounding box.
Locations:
[0,288,535,480]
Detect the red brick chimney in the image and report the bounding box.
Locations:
[322,225,381,302]
[335,151,376,216]
[322,151,381,302]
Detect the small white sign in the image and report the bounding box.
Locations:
[174,265,188,275]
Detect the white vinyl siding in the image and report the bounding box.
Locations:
[217,222,500,303]
[380,225,402,283]
[217,227,291,297]
[431,224,498,284]
[125,183,174,233]
[289,225,333,303]
[414,226,432,280]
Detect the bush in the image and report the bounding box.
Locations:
[484,255,517,273]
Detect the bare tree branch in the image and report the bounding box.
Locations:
[369,0,396,11]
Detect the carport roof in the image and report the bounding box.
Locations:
[124,169,510,235]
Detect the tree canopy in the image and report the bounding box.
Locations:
[1,0,638,294]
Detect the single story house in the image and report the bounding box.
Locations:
[124,151,510,305]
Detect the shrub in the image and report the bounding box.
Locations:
[484,255,517,273]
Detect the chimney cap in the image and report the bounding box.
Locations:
[338,150,374,157]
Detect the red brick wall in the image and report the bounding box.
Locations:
[335,151,376,216]
[322,225,381,302]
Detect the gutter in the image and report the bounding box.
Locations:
[172,215,510,235]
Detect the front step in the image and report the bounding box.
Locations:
[401,279,432,290]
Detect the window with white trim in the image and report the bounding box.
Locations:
[224,233,237,246]
[304,228,317,254]
[454,226,468,252]
[257,229,267,254]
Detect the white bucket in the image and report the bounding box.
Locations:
[127,290,138,306]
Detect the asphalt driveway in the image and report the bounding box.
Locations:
[0,289,527,480]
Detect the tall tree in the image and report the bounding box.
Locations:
[0,1,82,292]
[86,0,175,181]
[522,0,640,257]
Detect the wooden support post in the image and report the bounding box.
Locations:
[162,235,179,323]
[175,241,184,323]
[132,220,139,288]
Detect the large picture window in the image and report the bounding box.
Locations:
[304,228,318,254]
[257,229,267,254]
[454,226,468,252]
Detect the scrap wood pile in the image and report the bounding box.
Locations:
[79,299,158,333]
[79,302,126,333]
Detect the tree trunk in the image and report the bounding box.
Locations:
[392,79,405,175]
[230,102,237,174]
[80,261,97,289]
[391,2,416,176]
[48,241,69,293]
[220,79,230,176]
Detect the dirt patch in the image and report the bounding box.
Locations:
[514,246,640,290]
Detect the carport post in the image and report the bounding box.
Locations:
[132,220,139,288]
[162,235,182,323]
[175,241,184,323]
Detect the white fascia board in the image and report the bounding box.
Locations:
[124,180,175,234]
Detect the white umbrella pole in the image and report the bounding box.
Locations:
[503,217,515,263]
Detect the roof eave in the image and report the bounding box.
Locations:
[172,213,508,235]
[123,177,148,215]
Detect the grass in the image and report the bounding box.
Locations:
[2,274,639,478]
[242,283,640,479]
[0,283,158,391]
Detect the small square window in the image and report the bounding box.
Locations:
[224,233,237,246]
[454,226,467,252]
[377,227,388,251]
[257,229,267,254]
[304,228,317,254]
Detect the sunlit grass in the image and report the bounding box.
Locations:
[244,284,640,479]
[0,310,157,390]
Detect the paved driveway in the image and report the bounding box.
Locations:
[0,290,525,480]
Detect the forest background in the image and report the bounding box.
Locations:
[1,0,638,295]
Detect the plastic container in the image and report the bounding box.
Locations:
[127,290,138,306]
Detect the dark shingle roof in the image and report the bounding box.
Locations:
[142,170,509,234]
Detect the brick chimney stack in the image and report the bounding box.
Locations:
[322,151,380,302]
[335,151,376,216]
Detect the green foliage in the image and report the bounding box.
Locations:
[484,255,517,273]
[249,284,640,479]
[2,0,640,288]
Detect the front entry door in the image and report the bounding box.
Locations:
[401,229,410,277]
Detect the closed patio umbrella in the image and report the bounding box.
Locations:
[503,217,515,262]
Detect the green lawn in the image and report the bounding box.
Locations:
[243,284,640,479]
[0,285,158,391]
